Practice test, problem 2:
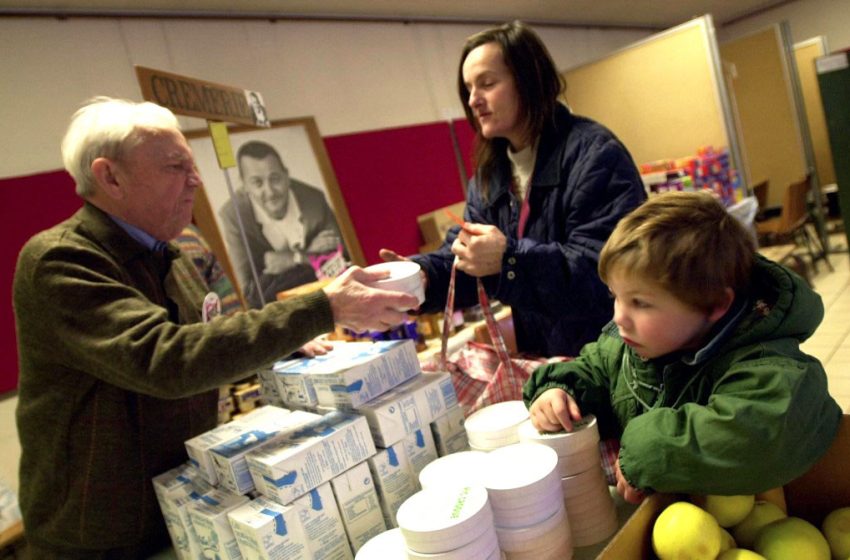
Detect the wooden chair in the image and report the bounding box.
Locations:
[756,177,832,273]
[751,179,771,222]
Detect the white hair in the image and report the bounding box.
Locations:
[61,96,180,197]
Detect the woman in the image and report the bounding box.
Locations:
[382,21,646,357]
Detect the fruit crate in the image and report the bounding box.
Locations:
[594,414,850,559]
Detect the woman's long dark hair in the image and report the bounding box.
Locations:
[457,21,565,200]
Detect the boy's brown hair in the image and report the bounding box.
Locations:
[599,191,755,313]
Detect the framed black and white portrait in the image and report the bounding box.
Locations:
[187,117,364,308]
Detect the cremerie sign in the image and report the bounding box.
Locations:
[135,65,269,127]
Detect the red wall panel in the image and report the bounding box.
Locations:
[324,120,467,263]
[1,171,82,393]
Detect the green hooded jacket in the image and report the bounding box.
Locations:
[524,255,842,495]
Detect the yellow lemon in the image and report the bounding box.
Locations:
[717,550,766,560]
[753,516,830,560]
[822,506,850,559]
[719,527,736,553]
[691,494,755,527]
[652,501,722,560]
[731,500,787,548]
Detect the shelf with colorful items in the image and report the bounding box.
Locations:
[639,146,742,207]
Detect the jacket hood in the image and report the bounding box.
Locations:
[731,254,823,348]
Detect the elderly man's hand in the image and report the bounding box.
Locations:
[378,248,428,292]
[323,266,419,332]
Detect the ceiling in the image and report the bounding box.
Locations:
[0,0,796,30]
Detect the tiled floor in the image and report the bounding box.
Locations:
[799,229,850,412]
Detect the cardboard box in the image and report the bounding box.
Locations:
[273,340,420,408]
[354,371,458,447]
[417,201,466,246]
[247,411,377,505]
[594,414,850,559]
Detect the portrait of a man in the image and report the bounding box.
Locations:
[219,141,347,307]
[188,118,360,310]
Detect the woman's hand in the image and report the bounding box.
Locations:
[451,223,507,277]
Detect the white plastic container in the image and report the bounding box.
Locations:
[363,261,425,305]
[418,450,491,490]
[354,528,409,559]
[495,503,570,554]
[481,443,562,527]
[396,485,494,554]
[516,415,599,456]
[465,401,530,451]
[405,523,501,560]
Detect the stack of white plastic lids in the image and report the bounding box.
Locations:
[481,443,571,559]
[560,467,617,547]
[354,528,408,559]
[494,505,572,560]
[518,415,600,477]
[418,450,491,490]
[396,485,501,559]
[464,401,530,451]
[518,415,616,547]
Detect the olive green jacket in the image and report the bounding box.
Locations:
[13,203,334,554]
[524,256,842,495]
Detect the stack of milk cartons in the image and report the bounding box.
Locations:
[240,341,424,556]
[227,409,377,559]
[152,463,216,560]
[152,405,311,560]
[355,371,459,529]
[269,340,463,531]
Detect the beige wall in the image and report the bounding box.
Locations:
[0,18,647,180]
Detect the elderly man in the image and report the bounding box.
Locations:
[12,96,416,558]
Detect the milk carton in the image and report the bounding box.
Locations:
[210,410,320,494]
[272,365,319,410]
[228,484,352,560]
[330,462,387,553]
[293,483,353,559]
[185,405,292,485]
[273,340,420,408]
[186,488,250,560]
[354,371,458,446]
[367,442,419,528]
[152,463,214,560]
[430,405,470,456]
[401,428,439,479]
[256,368,284,407]
[228,495,310,560]
[247,411,376,504]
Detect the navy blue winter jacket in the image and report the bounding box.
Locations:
[414,104,646,357]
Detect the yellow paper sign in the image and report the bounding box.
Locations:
[208,121,236,169]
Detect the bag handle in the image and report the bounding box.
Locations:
[439,259,515,377]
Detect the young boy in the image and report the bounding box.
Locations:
[523,191,842,504]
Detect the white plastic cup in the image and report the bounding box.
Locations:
[363,261,425,305]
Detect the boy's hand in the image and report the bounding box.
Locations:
[529,388,582,432]
[615,455,646,504]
